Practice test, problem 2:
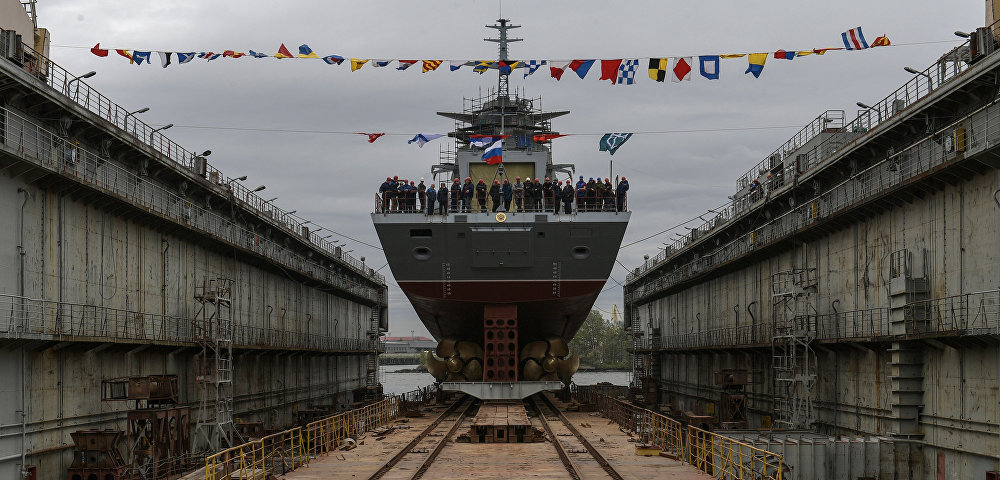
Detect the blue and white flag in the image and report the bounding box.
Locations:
[132,51,151,65]
[523,60,546,78]
[248,50,269,58]
[482,139,503,164]
[842,27,869,50]
[408,133,445,148]
[176,52,196,64]
[450,60,469,71]
[616,59,638,85]
[372,59,393,68]
[469,134,508,147]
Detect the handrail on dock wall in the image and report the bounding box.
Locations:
[627,20,1000,285]
[204,396,401,480]
[594,393,784,480]
[0,105,386,303]
[0,26,381,285]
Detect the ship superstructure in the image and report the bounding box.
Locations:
[372,19,630,395]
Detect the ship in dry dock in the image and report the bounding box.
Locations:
[372,20,630,391]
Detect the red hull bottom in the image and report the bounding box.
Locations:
[397,279,606,345]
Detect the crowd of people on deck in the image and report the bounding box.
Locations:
[378,175,629,214]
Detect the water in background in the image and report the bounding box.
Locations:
[380,364,629,396]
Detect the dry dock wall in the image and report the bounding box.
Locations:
[626,39,1000,480]
[0,37,387,480]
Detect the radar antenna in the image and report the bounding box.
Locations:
[485,18,521,98]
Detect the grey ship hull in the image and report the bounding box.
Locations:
[372,210,629,344]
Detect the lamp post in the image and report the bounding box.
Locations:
[265,197,278,203]
[904,66,934,91]
[252,185,266,193]
[954,30,971,38]
[124,107,149,121]
[66,70,95,98]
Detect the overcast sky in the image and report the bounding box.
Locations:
[38,0,983,337]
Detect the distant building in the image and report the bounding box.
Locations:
[381,336,436,353]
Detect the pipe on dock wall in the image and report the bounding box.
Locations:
[16,187,28,480]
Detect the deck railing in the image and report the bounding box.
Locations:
[374,189,627,214]
[594,393,783,480]
[627,26,998,285]
[0,106,385,302]
[0,26,380,285]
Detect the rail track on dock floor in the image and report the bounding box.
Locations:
[530,393,626,480]
[366,394,476,480]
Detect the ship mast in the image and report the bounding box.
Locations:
[485,18,521,102]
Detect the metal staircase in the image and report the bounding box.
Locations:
[770,269,817,429]
[363,308,382,403]
[192,277,236,453]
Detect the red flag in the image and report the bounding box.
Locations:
[532,134,566,142]
[275,43,294,59]
[600,59,622,84]
[91,43,109,57]
[357,132,386,143]
[115,49,134,64]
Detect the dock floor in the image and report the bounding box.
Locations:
[286,394,709,480]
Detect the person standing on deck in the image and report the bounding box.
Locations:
[501,179,512,212]
[489,180,502,212]
[616,177,630,212]
[542,177,553,211]
[417,178,427,213]
[425,183,436,215]
[439,182,450,215]
[461,177,474,213]
[475,179,488,212]
[562,181,575,214]
[531,178,543,211]
[450,179,462,212]
[379,177,392,213]
[512,177,524,212]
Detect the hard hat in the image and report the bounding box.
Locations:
[589,177,594,181]
[605,178,610,182]
[503,179,509,183]
[454,178,459,182]
[494,180,500,184]
[579,175,584,179]
[466,177,471,181]
[410,181,415,184]
[420,177,424,181]
[545,177,550,181]
[621,176,626,181]
[393,175,398,180]
[386,177,391,181]
[516,176,521,180]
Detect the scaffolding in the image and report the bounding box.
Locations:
[771,269,817,430]
[192,277,235,453]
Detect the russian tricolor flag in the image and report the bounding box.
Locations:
[842,27,869,50]
[482,140,503,165]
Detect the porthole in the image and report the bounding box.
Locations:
[571,246,590,260]
[412,246,431,261]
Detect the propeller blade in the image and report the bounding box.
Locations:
[456,341,483,361]
[540,372,559,381]
[546,336,569,358]
[446,356,465,374]
[522,358,543,381]
[556,352,580,382]
[425,353,448,381]
[541,355,557,373]
[520,341,548,361]
[462,358,483,381]
[436,338,457,358]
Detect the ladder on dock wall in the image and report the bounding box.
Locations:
[770,269,818,430]
[628,306,645,388]
[363,308,382,402]
[192,277,236,452]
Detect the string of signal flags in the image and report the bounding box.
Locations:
[89,26,889,82]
